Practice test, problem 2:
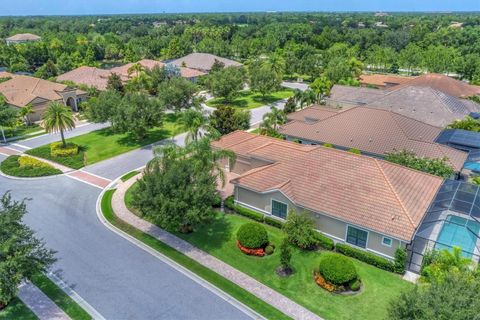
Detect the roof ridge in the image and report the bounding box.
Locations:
[373,159,416,229]
[230,162,280,183]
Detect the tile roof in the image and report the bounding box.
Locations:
[0,75,79,107]
[213,131,443,241]
[57,60,205,90]
[57,66,112,90]
[392,73,480,98]
[171,53,242,72]
[360,74,414,87]
[279,106,468,171]
[328,84,480,127]
[6,33,41,41]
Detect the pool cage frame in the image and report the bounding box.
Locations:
[406,179,480,273]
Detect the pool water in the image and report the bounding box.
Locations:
[464,162,480,172]
[435,215,480,257]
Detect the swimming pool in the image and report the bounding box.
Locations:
[435,215,480,257]
[464,162,480,172]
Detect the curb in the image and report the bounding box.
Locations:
[95,175,265,320]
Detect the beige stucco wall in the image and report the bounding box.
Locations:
[235,186,406,259]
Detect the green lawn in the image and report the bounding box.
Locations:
[175,214,412,320]
[0,155,62,177]
[206,89,293,110]
[103,189,290,320]
[26,114,182,169]
[3,124,44,139]
[125,183,412,320]
[30,274,91,320]
[120,170,140,182]
[0,298,37,320]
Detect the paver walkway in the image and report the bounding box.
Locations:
[0,146,20,156]
[18,281,70,320]
[112,175,322,320]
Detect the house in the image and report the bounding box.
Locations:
[170,53,242,73]
[5,33,41,45]
[212,131,443,260]
[279,106,468,173]
[0,76,86,122]
[57,59,205,91]
[359,74,415,88]
[327,83,480,127]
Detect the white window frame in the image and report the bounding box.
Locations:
[381,236,392,247]
[345,225,369,249]
[270,199,288,219]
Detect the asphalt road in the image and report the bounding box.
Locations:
[0,154,252,320]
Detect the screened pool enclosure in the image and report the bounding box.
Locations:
[407,180,480,272]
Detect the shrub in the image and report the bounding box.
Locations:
[50,142,79,157]
[283,210,317,249]
[237,241,265,256]
[234,205,264,222]
[212,194,222,208]
[236,223,269,249]
[336,243,395,272]
[224,195,235,210]
[349,278,361,291]
[313,231,335,250]
[318,252,358,285]
[348,148,361,154]
[394,247,407,274]
[280,239,292,269]
[18,156,51,168]
[265,245,275,255]
[314,272,335,292]
[323,143,333,148]
[0,156,61,177]
[264,216,284,229]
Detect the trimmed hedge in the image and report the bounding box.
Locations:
[18,156,52,169]
[50,142,79,157]
[0,155,61,177]
[26,144,85,169]
[318,252,358,285]
[264,216,284,229]
[336,243,395,273]
[234,205,265,222]
[313,232,335,250]
[225,195,235,209]
[237,223,269,249]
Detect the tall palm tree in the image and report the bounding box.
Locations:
[179,109,208,143]
[19,104,34,125]
[293,89,303,106]
[261,106,287,132]
[42,102,75,148]
[265,53,286,76]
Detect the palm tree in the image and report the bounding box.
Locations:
[19,104,34,125]
[293,89,303,107]
[261,106,287,133]
[42,102,75,148]
[300,90,316,109]
[265,53,286,76]
[127,62,145,78]
[179,109,208,143]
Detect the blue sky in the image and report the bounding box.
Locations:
[0,0,479,16]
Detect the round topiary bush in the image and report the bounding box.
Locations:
[236,223,269,249]
[318,252,357,285]
[265,245,275,255]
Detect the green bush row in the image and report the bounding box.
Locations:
[313,232,335,251]
[335,243,395,273]
[264,216,285,229]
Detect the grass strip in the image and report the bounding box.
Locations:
[101,189,290,320]
[30,273,91,320]
[0,297,37,320]
[120,170,140,182]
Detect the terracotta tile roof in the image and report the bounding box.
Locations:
[213,131,443,241]
[328,84,480,127]
[0,75,75,107]
[57,60,205,90]
[392,73,480,98]
[6,33,41,41]
[360,74,415,87]
[57,66,112,90]
[0,71,15,79]
[279,106,468,171]
[171,53,242,72]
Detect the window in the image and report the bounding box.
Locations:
[346,226,368,248]
[382,237,392,247]
[271,200,288,219]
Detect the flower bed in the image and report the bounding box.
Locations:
[237,240,265,257]
[0,155,62,177]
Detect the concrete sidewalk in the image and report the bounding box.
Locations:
[18,281,70,320]
[111,175,322,320]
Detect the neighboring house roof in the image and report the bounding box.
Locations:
[328,84,480,127]
[57,60,205,90]
[0,75,81,107]
[57,66,112,91]
[279,106,468,171]
[6,33,41,42]
[171,53,242,72]
[213,131,443,241]
[360,74,414,87]
[391,73,480,98]
[0,71,15,79]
